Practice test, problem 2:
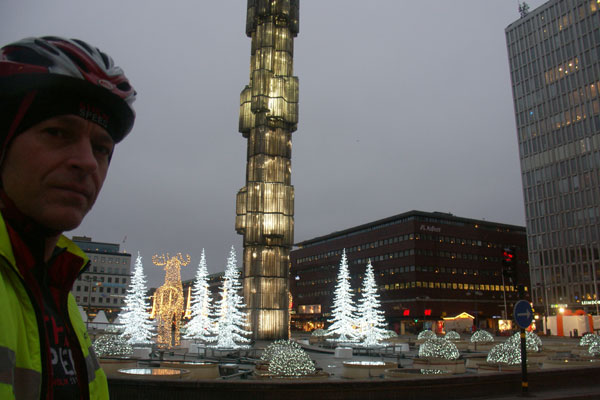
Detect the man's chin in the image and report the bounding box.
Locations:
[38,210,87,233]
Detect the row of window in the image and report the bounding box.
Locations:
[75,296,124,305]
[296,234,519,265]
[352,249,505,267]
[297,281,527,299]
[76,275,127,284]
[91,255,128,264]
[74,285,126,295]
[300,214,502,248]
[507,1,599,47]
[297,265,505,288]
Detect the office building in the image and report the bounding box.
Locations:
[71,236,131,321]
[290,211,529,333]
[506,0,600,316]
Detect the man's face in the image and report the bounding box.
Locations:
[1,114,114,232]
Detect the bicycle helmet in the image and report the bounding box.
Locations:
[0,36,136,147]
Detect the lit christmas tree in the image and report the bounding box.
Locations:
[327,249,358,342]
[213,246,251,348]
[119,252,154,345]
[184,249,215,343]
[356,260,387,347]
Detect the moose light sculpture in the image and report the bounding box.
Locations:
[152,253,190,348]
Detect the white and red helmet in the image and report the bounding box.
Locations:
[0,36,136,144]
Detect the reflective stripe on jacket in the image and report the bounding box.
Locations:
[0,213,108,399]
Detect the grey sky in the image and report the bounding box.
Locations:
[1,1,546,288]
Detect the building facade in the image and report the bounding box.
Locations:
[290,211,529,334]
[506,0,600,317]
[71,236,131,322]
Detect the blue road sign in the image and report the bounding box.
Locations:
[513,300,534,329]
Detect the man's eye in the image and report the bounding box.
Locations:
[42,127,65,137]
[94,145,112,157]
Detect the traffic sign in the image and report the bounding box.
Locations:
[513,300,533,329]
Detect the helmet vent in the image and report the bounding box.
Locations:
[116,82,131,91]
[4,47,52,68]
[34,39,60,55]
[72,39,94,55]
[61,48,90,73]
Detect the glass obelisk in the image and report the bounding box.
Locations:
[236,0,299,340]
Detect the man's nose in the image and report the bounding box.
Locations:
[68,138,98,173]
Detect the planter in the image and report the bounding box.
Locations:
[117,367,190,380]
[464,356,488,369]
[450,341,469,351]
[341,361,397,379]
[477,362,540,373]
[253,369,330,380]
[542,358,600,369]
[99,358,137,377]
[161,362,220,379]
[385,368,451,379]
[469,342,495,352]
[412,358,465,374]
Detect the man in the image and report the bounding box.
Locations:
[0,36,136,399]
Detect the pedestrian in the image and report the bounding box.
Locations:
[0,36,136,399]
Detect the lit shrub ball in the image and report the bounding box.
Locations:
[418,337,459,360]
[580,333,600,347]
[268,347,316,376]
[93,333,133,358]
[311,329,327,337]
[589,342,600,357]
[381,330,398,339]
[261,339,303,362]
[417,330,436,340]
[506,331,542,352]
[487,342,521,365]
[470,330,494,343]
[444,330,461,341]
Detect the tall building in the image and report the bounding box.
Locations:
[235,0,299,339]
[506,0,600,317]
[71,236,131,322]
[290,211,529,334]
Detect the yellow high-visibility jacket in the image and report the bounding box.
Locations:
[0,213,108,399]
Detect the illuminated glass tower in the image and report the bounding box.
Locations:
[506,0,600,317]
[236,0,299,339]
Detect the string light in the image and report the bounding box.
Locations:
[420,369,446,375]
[471,330,495,343]
[418,337,459,360]
[152,252,190,348]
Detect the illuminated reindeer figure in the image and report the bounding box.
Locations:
[152,253,190,348]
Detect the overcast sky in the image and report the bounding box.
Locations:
[2,1,547,288]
